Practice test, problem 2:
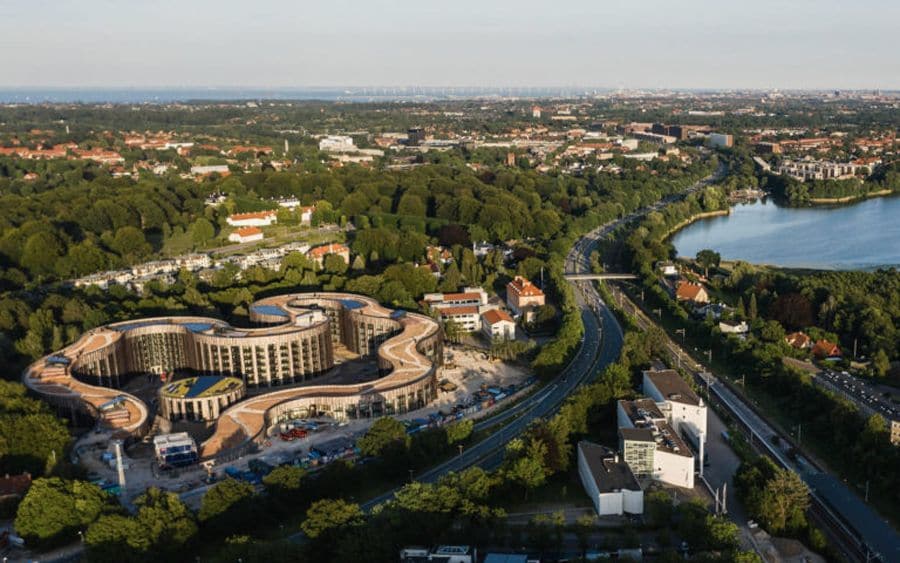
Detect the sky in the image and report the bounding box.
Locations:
[1,0,898,90]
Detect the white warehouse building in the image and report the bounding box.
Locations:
[577,441,643,517]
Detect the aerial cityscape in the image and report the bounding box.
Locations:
[0,1,898,563]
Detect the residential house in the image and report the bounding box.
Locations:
[481,309,516,341]
[812,339,842,359]
[675,281,709,304]
[506,276,545,321]
[306,243,350,266]
[226,211,277,227]
[228,227,264,244]
[719,320,749,335]
[785,331,812,350]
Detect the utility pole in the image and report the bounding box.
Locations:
[675,328,686,344]
[865,480,870,502]
[795,423,802,445]
[653,308,662,319]
[706,349,712,364]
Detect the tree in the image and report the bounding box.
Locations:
[15,478,110,548]
[506,456,546,498]
[443,319,463,343]
[323,253,349,275]
[262,465,307,494]
[748,293,758,320]
[758,468,809,534]
[695,249,720,278]
[190,217,215,246]
[300,499,363,539]
[445,419,473,445]
[873,348,890,377]
[357,417,410,457]
[198,478,255,524]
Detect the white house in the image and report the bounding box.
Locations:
[228,226,264,244]
[577,441,643,517]
[719,320,749,335]
[226,211,277,228]
[481,309,516,341]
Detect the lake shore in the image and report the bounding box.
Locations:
[670,196,900,271]
[807,188,894,205]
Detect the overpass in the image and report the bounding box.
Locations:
[564,273,637,281]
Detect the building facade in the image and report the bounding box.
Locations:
[23,293,443,461]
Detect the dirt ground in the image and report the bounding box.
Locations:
[72,343,532,507]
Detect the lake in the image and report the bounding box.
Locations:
[671,196,900,270]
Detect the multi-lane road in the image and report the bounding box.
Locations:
[608,280,900,563]
[352,166,728,512]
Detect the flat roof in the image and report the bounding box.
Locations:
[161,376,243,399]
[644,369,701,406]
[579,441,641,493]
[250,304,290,318]
[619,427,655,442]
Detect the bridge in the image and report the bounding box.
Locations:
[564,273,637,281]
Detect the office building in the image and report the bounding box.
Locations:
[577,441,644,516]
[407,127,427,146]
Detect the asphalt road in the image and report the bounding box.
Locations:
[609,280,899,563]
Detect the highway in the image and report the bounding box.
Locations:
[356,220,625,511]
[353,165,727,512]
[607,284,900,563]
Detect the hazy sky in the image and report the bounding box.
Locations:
[2,0,898,89]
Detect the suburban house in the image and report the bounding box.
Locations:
[481,309,516,341]
[426,246,454,265]
[675,281,710,304]
[785,331,813,350]
[506,276,545,321]
[299,205,316,225]
[226,210,278,227]
[812,339,842,359]
[718,320,749,335]
[577,441,643,517]
[306,243,350,266]
[656,261,678,277]
[228,226,264,244]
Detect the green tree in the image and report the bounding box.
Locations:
[695,249,721,278]
[758,468,810,534]
[446,419,473,445]
[190,217,215,246]
[15,478,110,548]
[357,417,409,457]
[198,478,255,524]
[748,293,758,321]
[262,465,307,494]
[873,348,890,377]
[300,498,363,539]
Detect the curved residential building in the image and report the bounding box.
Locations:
[23,293,443,459]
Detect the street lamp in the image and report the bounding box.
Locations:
[458,444,464,457]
